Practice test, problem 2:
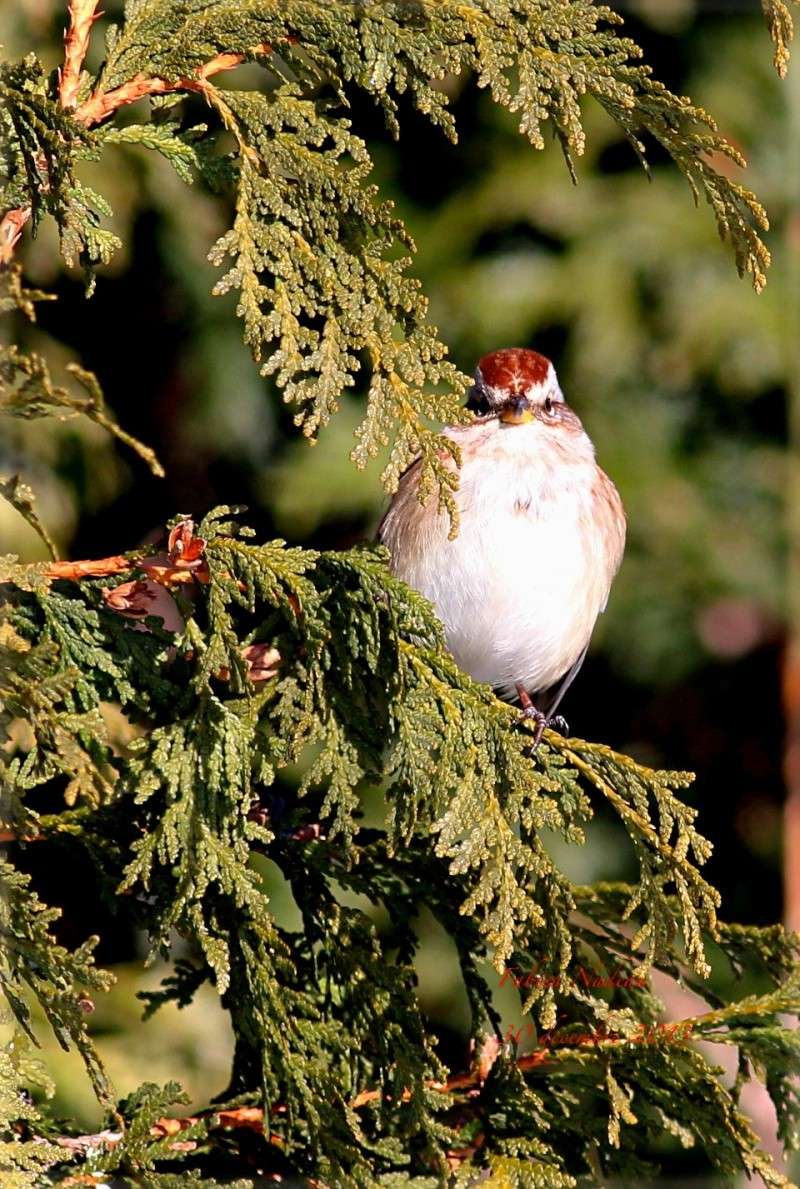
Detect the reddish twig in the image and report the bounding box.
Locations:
[42,1051,554,1162]
[345,1046,552,1112]
[44,554,134,581]
[1,1,100,262]
[139,1036,677,1158]
[43,522,210,586]
[151,1106,278,1140]
[0,208,32,266]
[59,1,103,109]
[0,16,281,264]
[149,1106,284,1147]
[73,46,274,126]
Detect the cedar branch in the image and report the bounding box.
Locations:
[136,1052,554,1146]
[0,36,280,264]
[145,1027,700,1142]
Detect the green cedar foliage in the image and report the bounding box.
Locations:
[0,0,791,520]
[0,1,799,1185]
[1,509,800,1186]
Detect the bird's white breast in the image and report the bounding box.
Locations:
[381,419,618,699]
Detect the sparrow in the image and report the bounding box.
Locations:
[378,348,626,742]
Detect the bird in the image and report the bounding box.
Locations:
[378,347,626,742]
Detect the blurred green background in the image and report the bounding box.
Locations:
[2,0,797,1182]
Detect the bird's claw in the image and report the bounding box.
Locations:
[516,705,547,748]
[514,684,569,751]
[517,707,569,751]
[520,705,545,723]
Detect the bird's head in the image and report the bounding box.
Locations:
[468,348,575,429]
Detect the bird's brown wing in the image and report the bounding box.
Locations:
[596,467,627,607]
[376,455,424,543]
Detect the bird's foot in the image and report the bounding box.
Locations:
[515,684,547,747]
[514,686,569,749]
[525,708,548,747]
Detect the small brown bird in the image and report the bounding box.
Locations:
[378,348,626,740]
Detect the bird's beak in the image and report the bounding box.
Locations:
[499,397,535,425]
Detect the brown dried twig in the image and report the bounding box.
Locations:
[0,208,32,267]
[1,0,101,262]
[73,44,276,127]
[59,0,103,110]
[0,0,283,265]
[44,1057,550,1164]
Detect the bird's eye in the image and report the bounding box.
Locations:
[544,396,553,414]
[466,386,491,415]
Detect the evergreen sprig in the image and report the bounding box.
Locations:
[0,859,114,1109]
[763,0,799,77]
[1,509,799,1184]
[0,1039,64,1188]
[0,0,790,509]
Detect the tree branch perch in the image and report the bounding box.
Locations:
[0,15,280,266]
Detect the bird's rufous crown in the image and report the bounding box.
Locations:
[477,348,551,395]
